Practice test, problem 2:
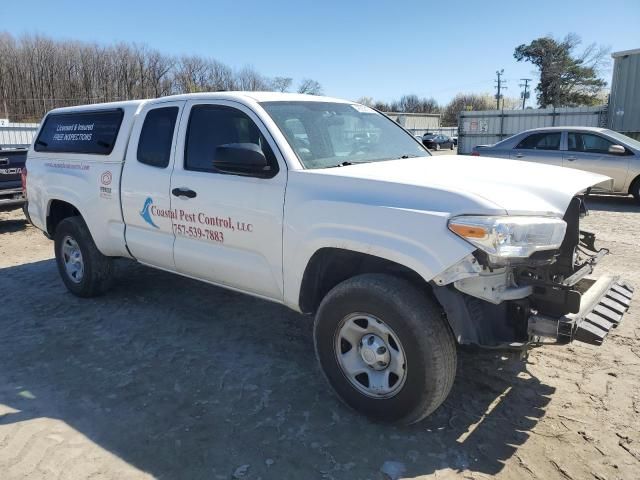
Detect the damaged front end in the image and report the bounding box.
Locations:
[517,197,634,346]
[433,197,634,349]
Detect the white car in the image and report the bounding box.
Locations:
[25,92,633,424]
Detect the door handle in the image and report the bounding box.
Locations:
[515,153,524,158]
[171,187,197,199]
[566,156,577,162]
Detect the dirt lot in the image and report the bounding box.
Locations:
[1,196,639,480]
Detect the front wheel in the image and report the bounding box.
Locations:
[54,216,114,297]
[313,274,456,425]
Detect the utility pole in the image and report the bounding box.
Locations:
[495,69,506,110]
[520,78,532,109]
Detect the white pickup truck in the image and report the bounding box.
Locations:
[25,92,634,424]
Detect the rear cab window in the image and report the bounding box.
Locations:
[34,109,124,155]
[137,107,179,168]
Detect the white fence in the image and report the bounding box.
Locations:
[457,106,608,154]
[0,122,39,149]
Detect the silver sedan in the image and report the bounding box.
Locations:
[472,127,640,202]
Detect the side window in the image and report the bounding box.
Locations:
[34,109,123,154]
[137,107,179,168]
[185,105,278,175]
[516,132,561,151]
[568,133,615,154]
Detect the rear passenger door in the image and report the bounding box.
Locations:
[170,100,286,301]
[564,132,630,192]
[510,131,564,167]
[121,101,184,269]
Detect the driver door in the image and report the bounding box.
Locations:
[170,100,287,301]
[563,132,631,192]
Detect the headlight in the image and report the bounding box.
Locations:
[448,216,567,258]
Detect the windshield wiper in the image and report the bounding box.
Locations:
[327,160,370,168]
[397,154,420,159]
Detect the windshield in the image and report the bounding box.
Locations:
[605,130,640,150]
[260,101,429,169]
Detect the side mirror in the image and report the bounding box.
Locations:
[213,143,271,177]
[608,144,626,155]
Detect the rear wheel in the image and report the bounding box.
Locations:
[54,216,114,297]
[630,177,640,203]
[313,274,456,425]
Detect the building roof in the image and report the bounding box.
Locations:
[612,48,640,58]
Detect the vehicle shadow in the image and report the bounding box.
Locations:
[0,217,27,233]
[0,259,553,479]
[585,194,639,213]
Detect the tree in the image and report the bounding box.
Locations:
[0,31,294,121]
[272,76,292,92]
[373,101,391,112]
[356,96,374,107]
[441,93,493,126]
[398,94,439,114]
[514,34,609,107]
[236,65,271,91]
[297,78,323,95]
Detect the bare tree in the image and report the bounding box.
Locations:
[272,76,293,92]
[236,66,271,91]
[441,93,493,126]
[297,78,323,95]
[0,31,294,121]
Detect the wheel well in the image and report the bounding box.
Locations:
[47,200,81,236]
[298,248,430,314]
[628,175,640,195]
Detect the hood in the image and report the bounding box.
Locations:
[308,155,611,216]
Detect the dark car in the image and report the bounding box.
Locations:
[422,133,454,151]
[0,148,27,212]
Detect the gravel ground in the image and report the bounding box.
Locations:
[0,195,638,480]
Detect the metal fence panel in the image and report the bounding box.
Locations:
[0,122,39,149]
[457,106,608,154]
[405,126,458,138]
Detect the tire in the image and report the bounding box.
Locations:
[22,203,32,225]
[450,143,454,150]
[630,177,640,203]
[54,216,114,297]
[313,273,456,425]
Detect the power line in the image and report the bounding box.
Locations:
[519,78,532,109]
[494,69,506,110]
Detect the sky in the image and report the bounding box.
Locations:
[1,0,639,106]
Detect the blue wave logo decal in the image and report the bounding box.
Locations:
[140,197,159,229]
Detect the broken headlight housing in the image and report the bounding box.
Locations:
[448,216,567,260]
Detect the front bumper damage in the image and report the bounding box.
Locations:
[433,196,634,349]
[528,275,634,345]
[519,197,635,346]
